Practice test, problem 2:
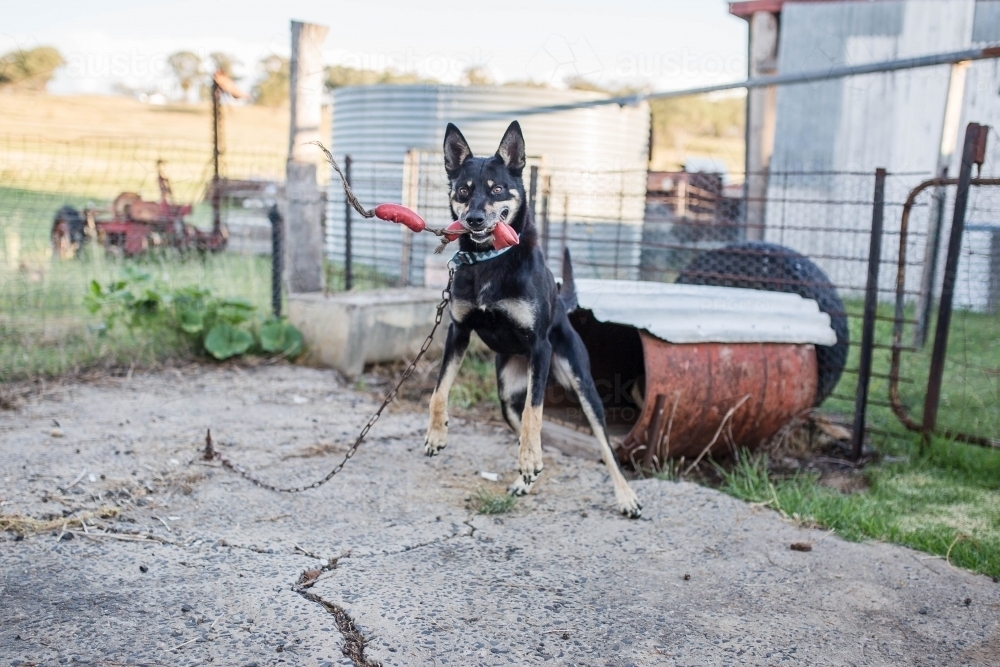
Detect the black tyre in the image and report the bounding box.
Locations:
[676,241,848,405]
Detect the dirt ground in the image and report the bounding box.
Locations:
[2,364,999,666]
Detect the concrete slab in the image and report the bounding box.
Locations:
[1,365,998,666]
[289,288,444,377]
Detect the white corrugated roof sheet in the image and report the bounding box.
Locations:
[575,279,838,345]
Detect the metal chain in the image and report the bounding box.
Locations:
[204,267,455,493]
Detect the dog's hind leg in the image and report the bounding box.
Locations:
[508,343,550,496]
[550,325,642,518]
[425,323,470,456]
[495,354,528,434]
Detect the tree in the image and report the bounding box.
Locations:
[502,79,550,89]
[208,52,240,79]
[461,65,494,86]
[0,47,65,92]
[324,65,433,90]
[252,55,289,106]
[563,77,641,96]
[167,51,202,98]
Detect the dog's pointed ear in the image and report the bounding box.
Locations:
[443,123,473,180]
[496,120,526,177]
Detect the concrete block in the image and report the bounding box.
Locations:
[288,288,444,378]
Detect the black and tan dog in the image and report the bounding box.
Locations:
[424,121,642,518]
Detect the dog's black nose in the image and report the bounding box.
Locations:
[465,211,487,230]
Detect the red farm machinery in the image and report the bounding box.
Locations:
[51,71,244,259]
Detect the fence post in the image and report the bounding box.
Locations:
[344,155,353,291]
[400,150,419,286]
[914,61,970,348]
[528,165,539,228]
[914,178,948,347]
[560,194,570,270]
[268,204,284,318]
[211,78,223,240]
[851,168,886,461]
[285,20,328,294]
[922,123,989,445]
[540,174,551,262]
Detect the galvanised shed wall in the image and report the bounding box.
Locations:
[762,0,1000,309]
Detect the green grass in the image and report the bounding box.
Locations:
[469,486,517,515]
[451,351,499,411]
[1,190,272,381]
[324,261,401,292]
[1,252,273,380]
[715,443,1000,578]
[824,298,1000,443]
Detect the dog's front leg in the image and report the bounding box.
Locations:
[509,341,551,496]
[425,323,470,456]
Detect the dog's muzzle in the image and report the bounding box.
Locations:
[466,208,510,244]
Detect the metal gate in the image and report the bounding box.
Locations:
[887,123,1000,449]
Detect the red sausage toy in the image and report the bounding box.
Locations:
[443,220,465,242]
[373,204,426,233]
[374,203,519,251]
[491,222,519,250]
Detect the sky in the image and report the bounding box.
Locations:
[2,1,749,97]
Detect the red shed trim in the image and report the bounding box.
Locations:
[729,0,882,19]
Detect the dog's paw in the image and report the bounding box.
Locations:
[616,488,642,519]
[507,465,543,496]
[517,441,544,480]
[424,424,448,457]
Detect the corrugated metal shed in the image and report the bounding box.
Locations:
[762,0,1000,310]
[575,279,837,344]
[324,85,650,285]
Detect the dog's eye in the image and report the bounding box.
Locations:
[457,187,469,196]
[492,185,504,195]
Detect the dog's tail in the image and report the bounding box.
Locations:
[558,247,578,312]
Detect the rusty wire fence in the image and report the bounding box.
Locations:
[327,146,1000,450]
[0,135,283,381]
[886,127,1000,448]
[7,128,997,450]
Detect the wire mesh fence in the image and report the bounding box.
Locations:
[5,127,998,447]
[0,135,282,381]
[323,150,1000,446]
[323,152,648,289]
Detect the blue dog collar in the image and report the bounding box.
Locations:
[450,245,514,268]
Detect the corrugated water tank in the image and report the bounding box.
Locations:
[324,85,650,285]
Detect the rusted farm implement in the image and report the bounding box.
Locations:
[51,164,227,258]
[51,71,244,259]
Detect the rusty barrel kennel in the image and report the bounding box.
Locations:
[545,246,843,468]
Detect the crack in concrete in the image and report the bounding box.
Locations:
[397,520,475,554]
[296,588,381,667]
[289,517,477,666]
[294,556,379,667]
